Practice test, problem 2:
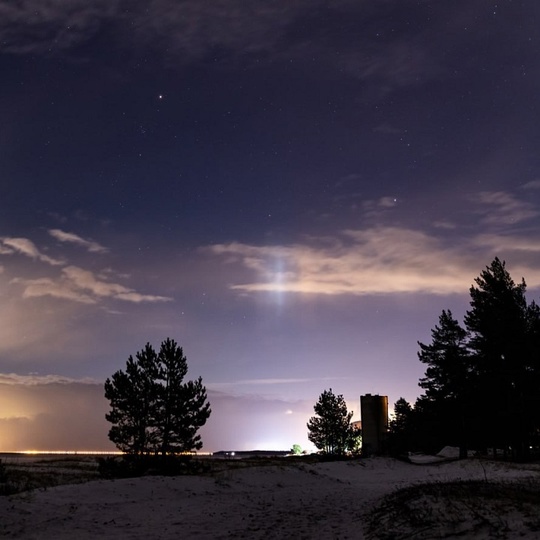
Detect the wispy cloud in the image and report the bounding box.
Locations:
[0,0,327,59]
[0,373,98,386]
[13,276,95,304]
[0,237,63,265]
[522,180,540,190]
[13,265,173,304]
[49,229,108,253]
[0,0,475,92]
[0,0,119,55]
[1,226,173,305]
[377,196,398,208]
[474,191,539,225]
[207,221,540,296]
[359,195,399,220]
[473,234,540,254]
[207,227,477,296]
[433,221,457,230]
[208,377,346,389]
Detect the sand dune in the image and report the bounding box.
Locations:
[1,458,539,539]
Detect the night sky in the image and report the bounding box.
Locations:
[1,0,540,452]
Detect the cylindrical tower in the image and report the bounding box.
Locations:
[360,394,388,456]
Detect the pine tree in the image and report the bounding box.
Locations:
[307,389,356,456]
[387,397,415,456]
[524,301,540,451]
[105,339,211,456]
[464,258,532,457]
[417,310,470,457]
[105,344,159,455]
[155,339,211,454]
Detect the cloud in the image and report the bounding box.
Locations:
[208,377,346,390]
[13,265,173,304]
[0,0,120,55]
[127,0,454,90]
[113,291,173,303]
[1,228,172,306]
[433,221,457,230]
[49,229,108,253]
[13,276,96,304]
[474,191,539,225]
[522,180,540,190]
[207,224,540,297]
[377,197,398,208]
[359,196,399,219]
[0,237,63,265]
[0,373,97,386]
[0,0,480,92]
[0,0,332,59]
[207,227,477,296]
[473,234,540,254]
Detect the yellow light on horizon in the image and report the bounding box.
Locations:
[17,450,123,456]
[11,450,215,456]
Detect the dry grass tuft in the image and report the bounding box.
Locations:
[365,477,540,539]
[0,456,100,495]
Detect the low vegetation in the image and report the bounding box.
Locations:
[0,455,100,496]
[0,452,351,494]
[365,477,540,539]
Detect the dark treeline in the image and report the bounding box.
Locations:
[389,258,540,461]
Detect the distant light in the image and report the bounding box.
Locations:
[14,450,214,456]
[19,450,123,455]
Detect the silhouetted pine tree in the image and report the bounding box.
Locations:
[105,343,160,455]
[387,397,415,456]
[307,389,356,456]
[404,259,540,460]
[417,309,471,457]
[464,258,532,458]
[524,301,540,451]
[105,339,211,457]
[154,339,211,455]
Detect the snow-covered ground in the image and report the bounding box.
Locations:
[1,457,539,539]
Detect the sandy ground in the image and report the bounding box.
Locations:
[1,458,539,539]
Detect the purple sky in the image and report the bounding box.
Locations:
[1,0,540,452]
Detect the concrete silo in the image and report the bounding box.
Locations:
[360,394,388,456]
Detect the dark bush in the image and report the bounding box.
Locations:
[97,454,208,479]
[0,459,6,483]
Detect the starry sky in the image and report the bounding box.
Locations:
[1,0,540,453]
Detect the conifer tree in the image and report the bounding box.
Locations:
[105,343,159,455]
[105,339,211,456]
[307,389,356,455]
[387,397,415,455]
[417,309,470,457]
[464,258,531,456]
[155,339,211,455]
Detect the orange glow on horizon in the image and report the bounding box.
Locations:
[4,450,214,456]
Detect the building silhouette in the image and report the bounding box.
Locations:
[360,394,388,456]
